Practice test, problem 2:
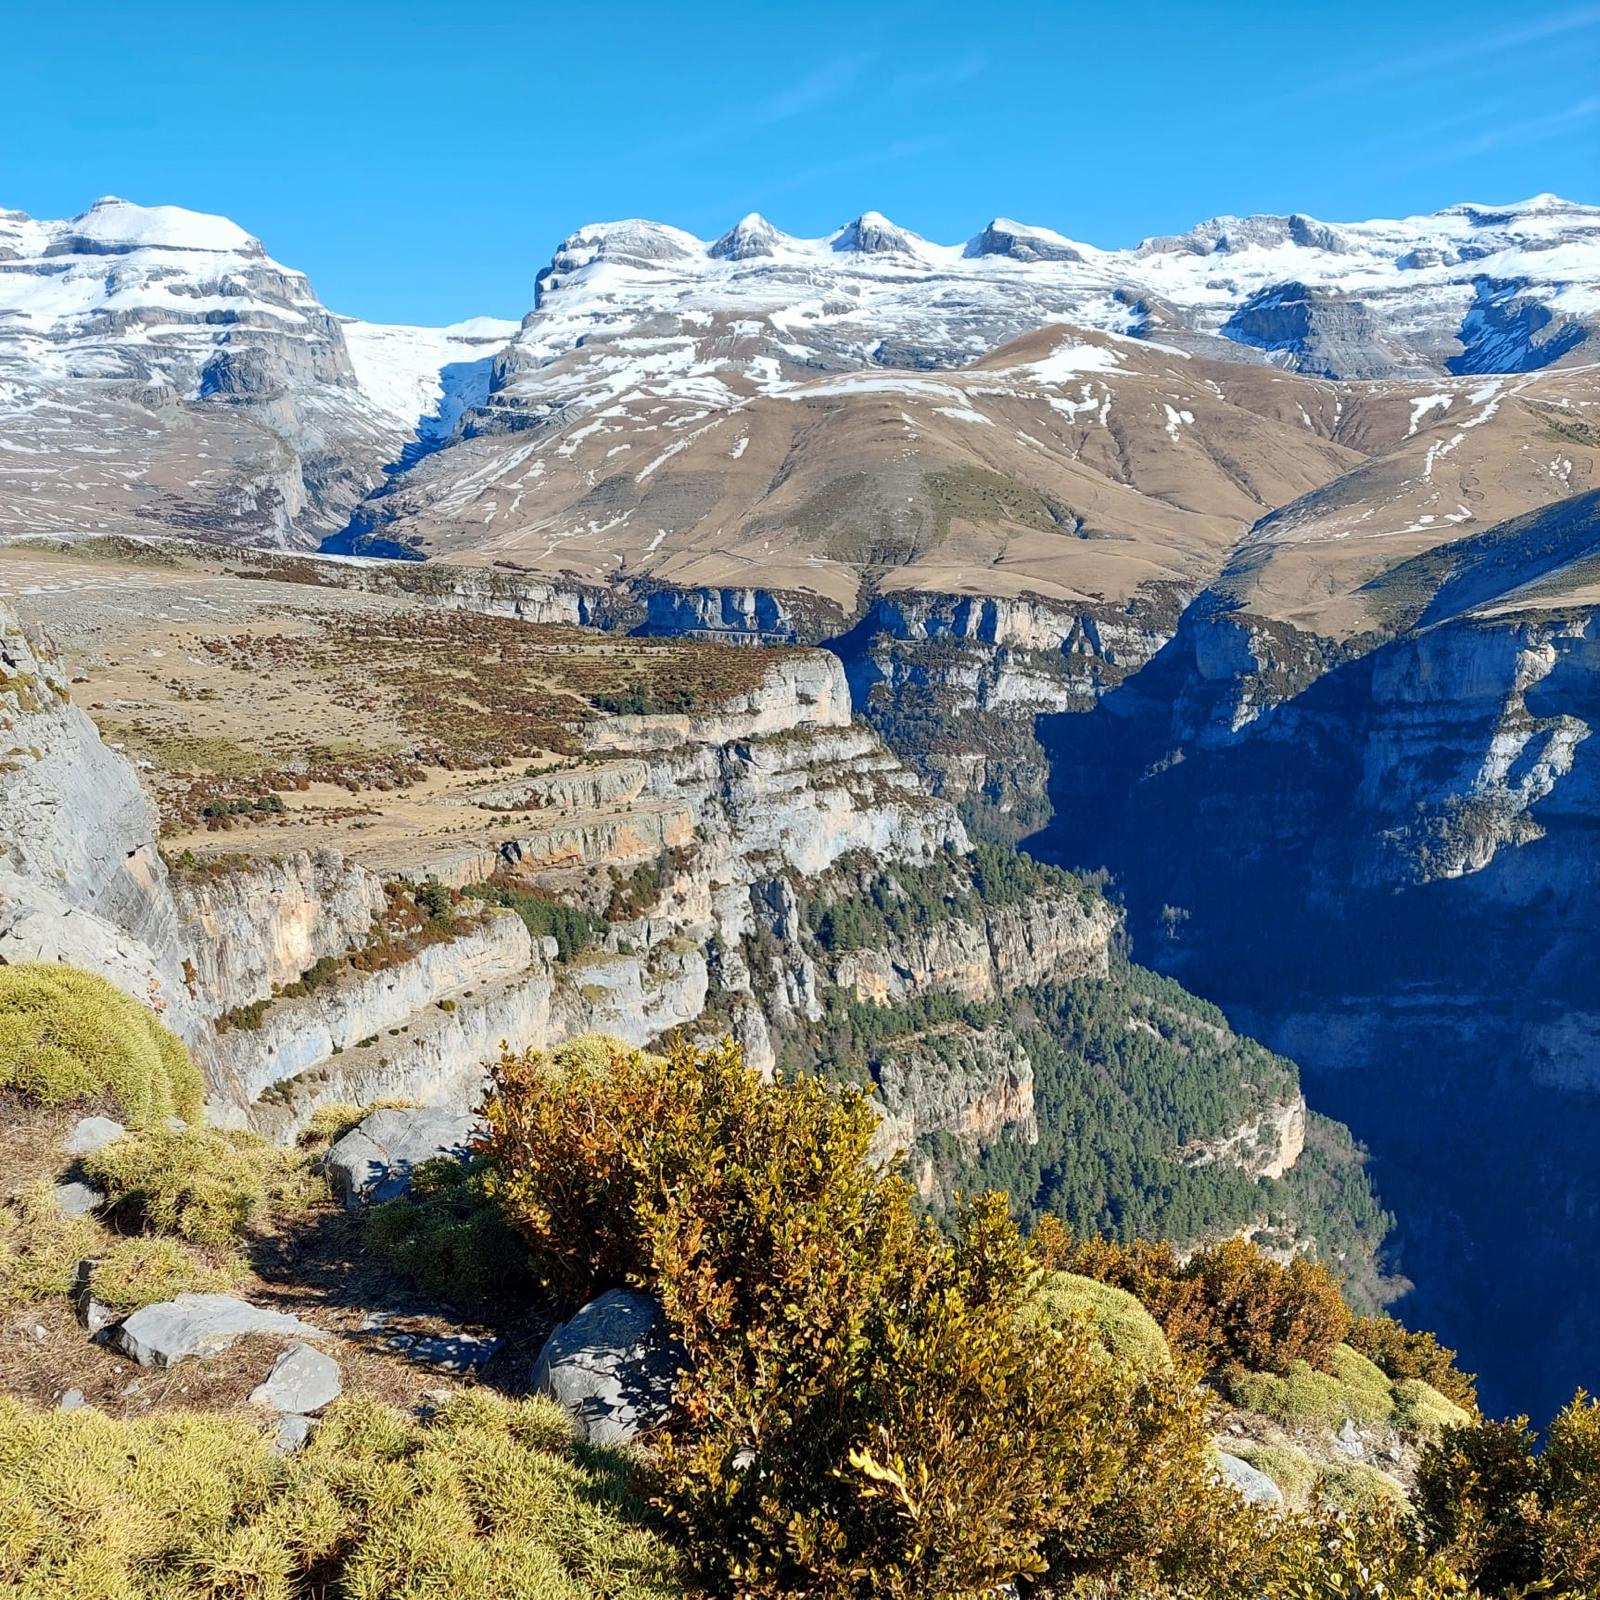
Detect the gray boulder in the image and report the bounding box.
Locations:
[532,1288,682,1446]
[65,1116,124,1156]
[325,1107,480,1207]
[53,1180,105,1218]
[250,1342,342,1413]
[114,1294,327,1367]
[1214,1450,1285,1509]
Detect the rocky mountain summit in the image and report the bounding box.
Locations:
[0,198,516,542]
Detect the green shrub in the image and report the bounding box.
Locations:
[0,963,202,1124]
[89,1235,245,1310]
[1029,1270,1174,1373]
[481,1036,1267,1599]
[366,1157,528,1306]
[464,880,608,962]
[82,1125,322,1248]
[0,1389,679,1599]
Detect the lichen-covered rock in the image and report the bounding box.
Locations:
[1215,1449,1285,1508]
[64,1116,125,1156]
[532,1289,683,1446]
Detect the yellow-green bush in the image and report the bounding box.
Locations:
[0,1390,679,1599]
[82,1124,322,1248]
[0,963,202,1124]
[0,1184,100,1306]
[1315,1461,1410,1515]
[1030,1270,1174,1373]
[89,1235,245,1310]
[1348,1312,1479,1414]
[1393,1377,1474,1440]
[1228,1344,1398,1433]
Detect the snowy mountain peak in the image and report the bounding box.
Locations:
[59,196,264,256]
[832,211,919,255]
[965,218,1086,263]
[709,212,785,260]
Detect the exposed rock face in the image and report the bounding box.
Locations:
[829,588,1182,836]
[173,851,386,1019]
[830,892,1113,1007]
[579,650,852,752]
[871,1024,1039,1162]
[1221,283,1434,379]
[0,604,201,1042]
[1034,553,1600,1418]
[1182,1097,1307,1183]
[207,913,552,1125]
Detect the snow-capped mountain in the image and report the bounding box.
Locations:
[0,198,516,543]
[346,196,1597,608]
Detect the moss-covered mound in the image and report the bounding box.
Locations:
[1228,1343,1471,1441]
[1030,1270,1175,1372]
[0,1390,679,1600]
[0,963,201,1125]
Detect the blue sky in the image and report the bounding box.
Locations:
[5,0,1597,324]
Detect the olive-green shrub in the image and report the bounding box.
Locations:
[0,963,202,1124]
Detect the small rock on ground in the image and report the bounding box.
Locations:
[273,1414,314,1454]
[250,1342,342,1414]
[115,1293,327,1368]
[65,1116,124,1156]
[57,1389,87,1411]
[53,1180,105,1218]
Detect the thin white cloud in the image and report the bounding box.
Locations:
[1387,94,1600,174]
[757,136,951,203]
[751,54,875,129]
[890,53,988,95]
[1328,3,1600,90]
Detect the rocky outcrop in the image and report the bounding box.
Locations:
[173,850,386,1019]
[831,890,1113,1007]
[828,589,1183,836]
[208,913,549,1124]
[0,605,202,1042]
[580,650,852,752]
[872,1024,1039,1158]
[1182,1097,1307,1182]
